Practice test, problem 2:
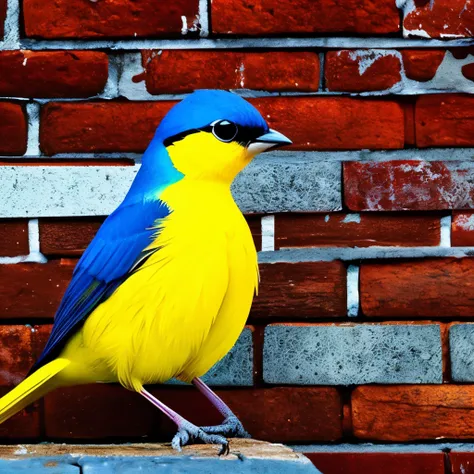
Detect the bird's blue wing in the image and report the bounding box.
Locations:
[33,198,170,371]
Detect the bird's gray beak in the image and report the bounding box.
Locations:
[248,129,292,154]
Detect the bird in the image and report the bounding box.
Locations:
[0,90,291,453]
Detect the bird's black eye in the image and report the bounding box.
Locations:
[212,120,238,143]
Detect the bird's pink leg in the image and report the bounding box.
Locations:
[192,378,250,438]
[140,388,228,453]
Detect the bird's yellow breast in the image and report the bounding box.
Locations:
[60,178,258,391]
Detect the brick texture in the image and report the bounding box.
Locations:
[24,0,199,39]
[307,452,445,474]
[0,261,73,318]
[0,51,108,98]
[252,262,347,319]
[325,51,401,92]
[211,0,400,35]
[352,385,474,441]
[275,213,441,248]
[416,95,474,148]
[0,220,29,256]
[451,453,474,474]
[344,161,474,211]
[361,259,474,318]
[0,102,27,155]
[45,385,343,442]
[263,323,442,385]
[452,212,474,246]
[142,51,320,94]
[401,50,446,82]
[39,98,405,154]
[403,0,474,39]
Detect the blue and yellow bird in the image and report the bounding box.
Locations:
[0,90,291,452]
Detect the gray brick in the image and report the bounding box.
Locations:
[233,156,341,213]
[0,157,341,218]
[450,324,474,382]
[168,328,253,386]
[263,324,442,385]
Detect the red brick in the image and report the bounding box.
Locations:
[24,0,199,39]
[212,0,400,35]
[451,453,474,474]
[255,97,405,150]
[0,220,29,257]
[275,213,441,249]
[0,51,108,98]
[0,261,74,318]
[401,50,446,82]
[344,161,474,211]
[403,0,474,39]
[307,452,445,474]
[0,387,40,440]
[402,99,416,146]
[462,63,474,82]
[40,102,173,154]
[40,98,405,154]
[0,102,27,155]
[325,51,401,92]
[0,0,5,38]
[142,51,319,94]
[360,258,474,318]
[252,262,346,318]
[245,215,262,252]
[416,94,474,147]
[452,211,474,246]
[39,218,104,256]
[352,385,474,441]
[45,385,342,442]
[0,326,34,386]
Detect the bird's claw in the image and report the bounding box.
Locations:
[200,415,251,439]
[171,420,229,455]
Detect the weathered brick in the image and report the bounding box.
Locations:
[416,95,474,147]
[40,98,405,154]
[0,326,34,386]
[451,453,474,474]
[449,324,474,382]
[39,218,104,256]
[401,50,446,82]
[46,385,342,442]
[246,215,262,252]
[24,0,199,39]
[0,261,74,318]
[255,97,405,151]
[0,220,29,256]
[0,102,27,155]
[40,102,172,154]
[234,159,342,213]
[263,323,442,385]
[307,452,445,474]
[344,161,474,211]
[275,213,441,248]
[0,51,108,98]
[212,0,400,35]
[361,259,474,318]
[403,0,474,39]
[352,385,474,441]
[143,51,319,94]
[452,211,474,246]
[252,262,346,319]
[325,51,401,92]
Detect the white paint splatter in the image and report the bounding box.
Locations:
[238,62,245,88]
[348,50,399,76]
[180,16,188,35]
[324,215,330,223]
[22,57,27,66]
[342,214,361,224]
[261,215,275,251]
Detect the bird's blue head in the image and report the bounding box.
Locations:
[144,90,291,184]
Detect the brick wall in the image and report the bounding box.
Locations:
[1,0,474,472]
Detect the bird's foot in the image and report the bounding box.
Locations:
[172,419,229,455]
[200,415,251,439]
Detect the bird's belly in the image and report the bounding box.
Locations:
[62,215,257,390]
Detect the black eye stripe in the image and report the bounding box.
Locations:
[163,122,267,147]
